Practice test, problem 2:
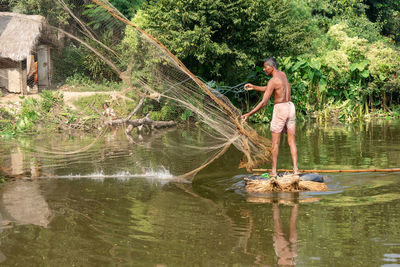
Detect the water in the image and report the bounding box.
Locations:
[0,121,399,266]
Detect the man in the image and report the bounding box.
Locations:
[241,57,299,177]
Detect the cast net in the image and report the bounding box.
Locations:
[2,0,272,179]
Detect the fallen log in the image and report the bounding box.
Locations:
[107,114,175,129]
[121,114,176,135]
[89,96,176,131]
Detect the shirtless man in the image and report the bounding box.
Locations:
[241,57,299,177]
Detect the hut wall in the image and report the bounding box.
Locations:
[37,45,51,90]
[0,58,17,90]
[0,63,26,93]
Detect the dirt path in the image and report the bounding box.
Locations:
[0,91,114,109]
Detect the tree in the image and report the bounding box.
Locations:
[364,0,400,43]
[134,0,312,84]
[6,0,71,25]
[109,0,143,19]
[0,0,11,11]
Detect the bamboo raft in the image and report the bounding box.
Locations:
[252,168,400,173]
[246,168,400,193]
[245,174,327,193]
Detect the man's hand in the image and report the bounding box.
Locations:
[241,113,250,122]
[244,83,254,91]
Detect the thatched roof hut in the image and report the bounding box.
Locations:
[0,12,56,93]
[0,12,46,62]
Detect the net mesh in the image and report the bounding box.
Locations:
[2,0,272,178]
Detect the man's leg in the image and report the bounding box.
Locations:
[287,131,299,174]
[271,132,281,177]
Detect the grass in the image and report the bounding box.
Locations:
[62,73,123,92]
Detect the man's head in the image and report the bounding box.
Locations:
[263,57,278,75]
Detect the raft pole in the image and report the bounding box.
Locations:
[252,168,400,174]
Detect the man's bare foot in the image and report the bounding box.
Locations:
[269,172,277,178]
[293,170,301,176]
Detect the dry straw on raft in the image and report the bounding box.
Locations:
[245,174,328,193]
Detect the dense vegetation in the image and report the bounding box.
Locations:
[133,0,400,122]
[2,0,400,125]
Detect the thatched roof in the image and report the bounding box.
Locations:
[0,12,45,62]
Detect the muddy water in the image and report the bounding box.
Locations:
[0,121,399,266]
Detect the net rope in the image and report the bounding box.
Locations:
[3,0,272,178]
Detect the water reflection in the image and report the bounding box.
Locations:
[0,180,51,227]
[185,178,304,266]
[234,201,300,266]
[0,122,398,266]
[0,144,43,179]
[273,203,298,266]
[10,146,23,177]
[0,179,51,264]
[0,213,6,263]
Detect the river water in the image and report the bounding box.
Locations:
[0,121,399,266]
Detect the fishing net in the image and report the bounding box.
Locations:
[1,0,272,179]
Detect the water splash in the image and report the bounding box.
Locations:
[46,167,175,182]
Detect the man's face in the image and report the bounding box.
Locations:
[263,62,274,76]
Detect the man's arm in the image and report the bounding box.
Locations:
[244,83,268,92]
[241,80,275,121]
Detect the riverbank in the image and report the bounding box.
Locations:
[0,89,128,137]
[1,87,399,137]
[0,86,185,137]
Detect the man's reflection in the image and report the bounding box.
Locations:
[273,203,298,266]
[178,181,303,266]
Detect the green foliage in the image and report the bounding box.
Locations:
[364,0,400,44]
[16,98,38,132]
[0,91,93,135]
[0,107,15,135]
[52,42,118,85]
[148,99,185,122]
[243,20,399,123]
[80,42,119,81]
[109,0,143,19]
[52,45,86,84]
[134,0,312,84]
[7,0,71,25]
[82,4,113,30]
[72,94,133,118]
[180,109,193,122]
[64,73,123,92]
[40,90,63,112]
[7,0,398,124]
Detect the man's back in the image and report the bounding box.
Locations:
[270,71,291,104]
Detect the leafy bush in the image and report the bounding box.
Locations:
[40,90,63,112]
[16,98,38,131]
